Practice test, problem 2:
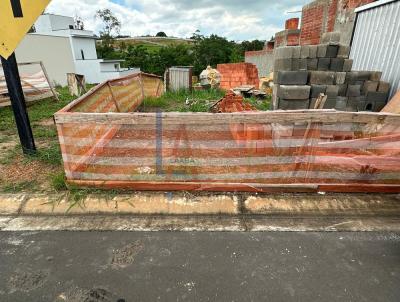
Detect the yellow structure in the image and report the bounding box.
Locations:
[0,0,51,59]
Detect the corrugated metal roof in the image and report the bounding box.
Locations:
[350,0,400,99]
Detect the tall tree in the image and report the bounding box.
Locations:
[95,9,122,59]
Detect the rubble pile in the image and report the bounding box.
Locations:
[214,91,257,113]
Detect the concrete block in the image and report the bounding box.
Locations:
[324,97,337,109]
[345,72,359,84]
[357,100,367,111]
[362,81,379,95]
[300,45,310,58]
[367,91,389,103]
[307,58,318,70]
[292,46,301,59]
[321,32,341,44]
[335,72,346,85]
[275,71,308,85]
[347,85,361,97]
[274,47,293,59]
[311,85,327,98]
[330,58,344,72]
[278,99,310,110]
[337,45,350,58]
[357,71,372,81]
[326,85,339,98]
[335,97,348,110]
[309,45,318,58]
[291,59,300,71]
[348,96,365,108]
[378,81,390,93]
[277,85,311,100]
[374,100,387,112]
[370,71,382,82]
[338,84,348,96]
[343,59,353,72]
[317,44,328,58]
[299,58,307,70]
[309,71,335,85]
[317,58,331,71]
[309,98,317,109]
[326,45,339,58]
[274,58,292,72]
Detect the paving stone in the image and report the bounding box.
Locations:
[347,85,361,97]
[337,44,350,58]
[277,85,311,100]
[309,45,318,58]
[326,45,339,58]
[378,81,390,93]
[310,85,327,98]
[326,85,339,98]
[317,44,328,58]
[330,58,345,72]
[335,97,348,110]
[307,58,318,70]
[362,81,379,95]
[292,46,301,59]
[343,59,353,72]
[300,45,310,58]
[278,99,310,110]
[335,72,346,85]
[309,71,335,85]
[370,71,382,81]
[275,71,309,85]
[317,58,331,71]
[274,58,292,72]
[338,84,348,96]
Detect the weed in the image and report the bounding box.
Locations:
[2,181,39,193]
[33,126,58,139]
[50,171,67,192]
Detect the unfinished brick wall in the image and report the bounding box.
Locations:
[300,0,375,45]
[217,63,259,90]
[285,18,300,30]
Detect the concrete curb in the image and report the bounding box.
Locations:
[1,193,400,216]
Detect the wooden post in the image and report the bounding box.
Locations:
[39,61,59,101]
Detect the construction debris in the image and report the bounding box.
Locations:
[211,91,257,113]
[199,66,221,89]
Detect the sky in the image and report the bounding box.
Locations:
[45,0,309,41]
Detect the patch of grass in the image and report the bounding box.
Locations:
[30,142,62,166]
[2,180,39,193]
[0,87,75,132]
[245,96,272,111]
[32,126,58,139]
[142,89,225,112]
[50,171,67,192]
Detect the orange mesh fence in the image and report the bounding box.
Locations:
[55,95,400,192]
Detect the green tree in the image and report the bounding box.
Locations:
[156,32,167,37]
[95,9,122,59]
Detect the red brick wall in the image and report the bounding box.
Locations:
[287,33,300,46]
[327,0,338,32]
[217,63,259,90]
[300,2,325,45]
[285,18,299,30]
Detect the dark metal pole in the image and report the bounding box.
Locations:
[1,52,36,154]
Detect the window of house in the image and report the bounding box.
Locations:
[114,64,120,71]
[69,25,74,29]
[81,50,85,60]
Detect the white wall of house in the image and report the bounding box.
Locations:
[15,34,76,86]
[35,14,75,33]
[71,37,98,60]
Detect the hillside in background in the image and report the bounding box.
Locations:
[114,36,195,53]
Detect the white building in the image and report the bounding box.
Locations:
[14,14,139,86]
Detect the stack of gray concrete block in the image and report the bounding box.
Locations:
[273,43,391,111]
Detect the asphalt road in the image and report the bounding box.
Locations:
[0,231,399,302]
